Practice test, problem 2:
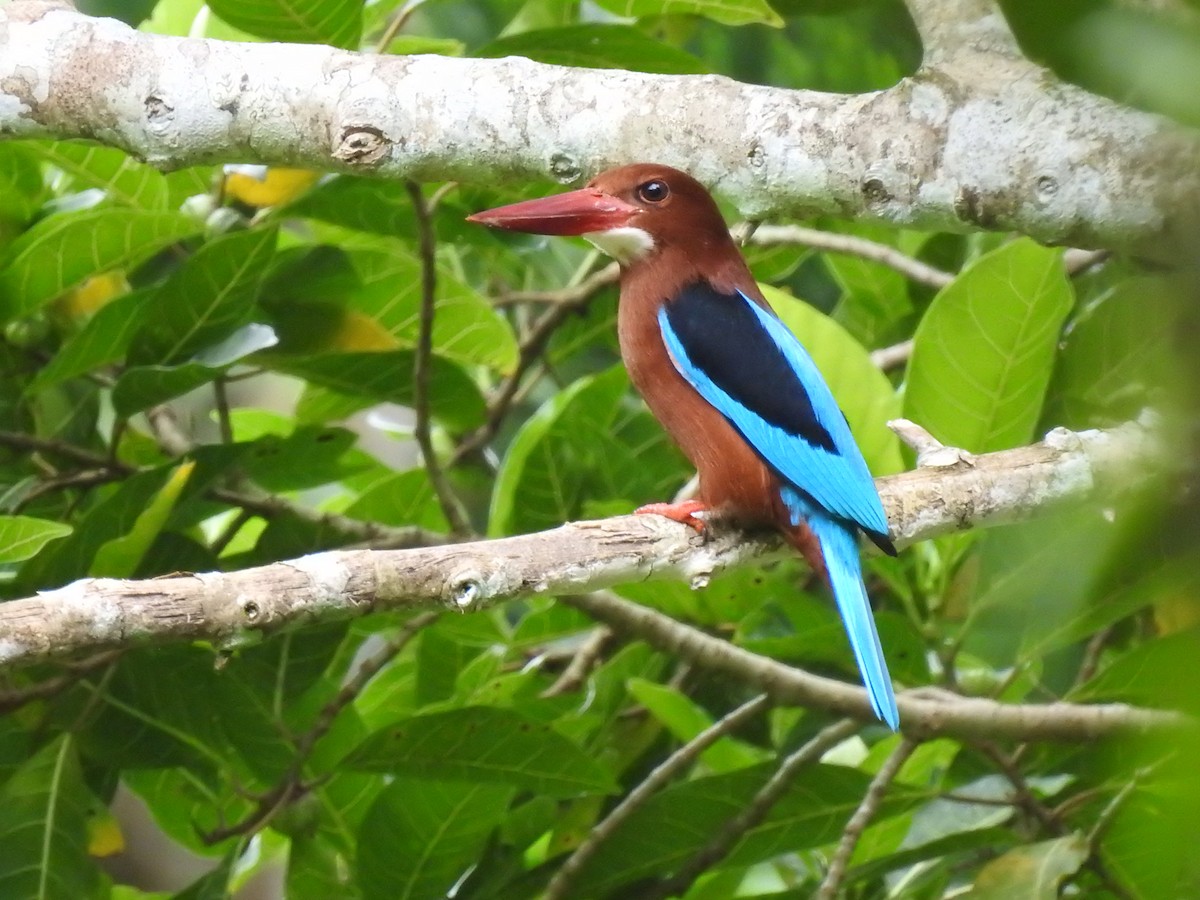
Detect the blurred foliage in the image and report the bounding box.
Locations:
[0,0,1197,898]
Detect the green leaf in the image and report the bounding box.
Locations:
[0,737,100,900]
[128,226,278,365]
[278,350,486,432]
[112,323,279,415]
[0,515,73,564]
[345,246,518,373]
[1050,275,1182,427]
[17,469,173,591]
[110,364,223,417]
[476,24,709,74]
[967,834,1088,899]
[29,288,155,392]
[284,178,417,238]
[207,0,363,47]
[1073,629,1200,715]
[239,426,366,492]
[0,145,48,230]
[260,241,518,372]
[91,461,195,577]
[357,780,514,900]
[34,141,170,209]
[347,706,618,797]
[172,852,235,899]
[572,762,920,894]
[763,283,903,474]
[591,0,784,27]
[342,469,450,532]
[826,224,919,345]
[0,208,199,321]
[626,679,763,772]
[490,366,685,536]
[903,239,1073,453]
[1097,752,1200,900]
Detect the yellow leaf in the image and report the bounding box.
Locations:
[1154,592,1200,635]
[87,807,125,858]
[224,166,320,207]
[330,310,401,351]
[55,270,130,319]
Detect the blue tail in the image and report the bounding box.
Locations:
[783,488,899,730]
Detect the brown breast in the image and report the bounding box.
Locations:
[616,249,781,526]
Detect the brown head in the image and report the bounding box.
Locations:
[467,164,738,269]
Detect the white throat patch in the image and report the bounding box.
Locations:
[584,227,655,264]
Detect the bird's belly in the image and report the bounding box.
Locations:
[625,342,779,525]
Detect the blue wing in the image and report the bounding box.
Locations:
[657,282,890,544]
[659,281,899,729]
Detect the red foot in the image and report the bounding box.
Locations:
[635,500,709,533]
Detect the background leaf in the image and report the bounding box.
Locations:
[0,515,73,564]
[0,209,199,321]
[903,240,1073,453]
[347,706,618,797]
[207,0,363,46]
[0,737,100,900]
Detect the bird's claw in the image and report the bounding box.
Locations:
[635,500,709,533]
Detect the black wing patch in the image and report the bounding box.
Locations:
[662,281,838,454]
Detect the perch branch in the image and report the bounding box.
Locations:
[0,418,1182,741]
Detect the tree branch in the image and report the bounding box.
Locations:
[647,719,863,900]
[405,179,472,535]
[746,225,953,290]
[2,1,1197,255]
[816,737,919,900]
[0,418,1183,741]
[545,694,773,900]
[563,591,1182,741]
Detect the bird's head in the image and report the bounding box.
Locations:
[467,164,733,266]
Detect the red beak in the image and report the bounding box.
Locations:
[467,188,639,236]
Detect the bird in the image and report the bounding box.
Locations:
[468,164,899,730]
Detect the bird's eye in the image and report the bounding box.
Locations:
[637,180,670,203]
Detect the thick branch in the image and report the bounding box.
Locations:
[0,419,1163,672]
[2,2,1197,254]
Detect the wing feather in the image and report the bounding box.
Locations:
[658,283,889,538]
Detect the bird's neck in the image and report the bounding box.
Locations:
[618,235,757,306]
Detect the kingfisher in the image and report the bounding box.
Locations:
[469,164,899,730]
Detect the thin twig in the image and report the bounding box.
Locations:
[545,693,772,900]
[870,338,914,372]
[0,429,128,472]
[0,650,123,714]
[213,376,234,445]
[1073,625,1114,690]
[540,626,615,698]
[373,0,422,53]
[645,718,861,899]
[202,611,439,844]
[449,281,604,467]
[0,429,445,551]
[974,741,1063,834]
[1086,771,1145,849]
[816,737,919,900]
[745,224,954,291]
[490,262,619,306]
[209,508,254,557]
[1064,248,1110,277]
[14,468,123,511]
[406,180,472,536]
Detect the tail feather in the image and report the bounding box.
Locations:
[781,488,899,730]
